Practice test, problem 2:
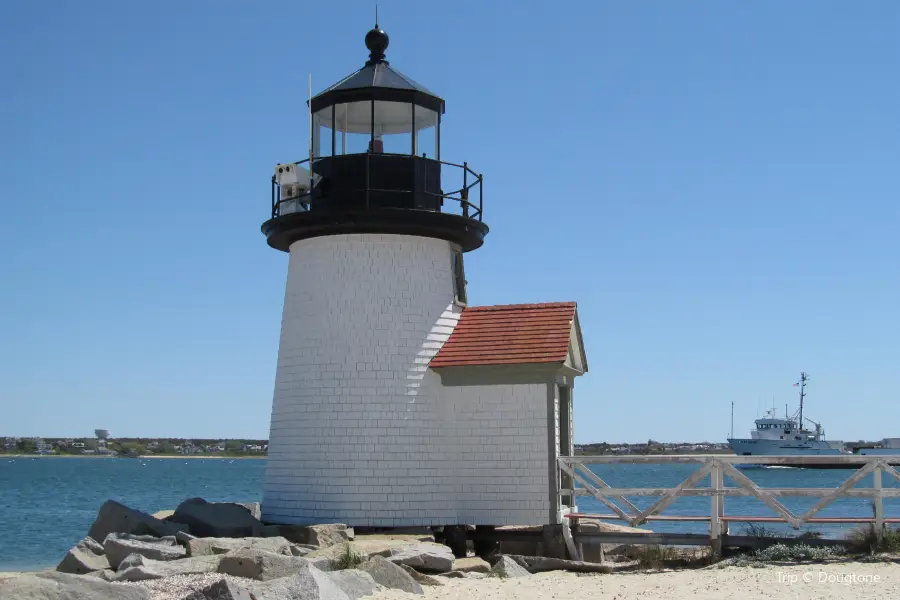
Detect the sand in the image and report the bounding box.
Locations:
[4,562,899,598]
[370,563,900,600]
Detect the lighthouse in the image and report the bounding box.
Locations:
[261,25,587,529]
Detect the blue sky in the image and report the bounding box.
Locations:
[2,1,898,444]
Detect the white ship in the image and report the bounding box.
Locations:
[727,372,846,457]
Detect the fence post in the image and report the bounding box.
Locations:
[570,461,577,513]
[710,460,724,556]
[874,461,884,542]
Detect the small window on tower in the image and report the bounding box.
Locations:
[452,250,467,305]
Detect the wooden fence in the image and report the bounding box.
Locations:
[557,454,900,553]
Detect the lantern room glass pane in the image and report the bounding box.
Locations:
[331,101,373,155]
[414,105,439,159]
[374,101,412,154]
[312,111,333,158]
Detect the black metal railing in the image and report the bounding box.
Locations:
[269,153,483,222]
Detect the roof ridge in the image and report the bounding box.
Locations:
[465,302,577,312]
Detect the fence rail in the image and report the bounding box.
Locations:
[558,454,900,553]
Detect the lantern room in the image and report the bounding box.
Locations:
[263,25,488,254]
[311,27,442,161]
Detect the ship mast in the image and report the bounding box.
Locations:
[798,371,809,428]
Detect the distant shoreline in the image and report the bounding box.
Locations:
[139,455,264,459]
[2,454,265,460]
[2,454,115,459]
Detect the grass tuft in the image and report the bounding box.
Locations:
[845,526,900,555]
[333,543,364,570]
[742,522,779,538]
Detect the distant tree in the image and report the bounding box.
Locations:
[16,439,36,453]
[118,442,145,456]
[157,442,177,454]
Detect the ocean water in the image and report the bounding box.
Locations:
[2,457,899,571]
[0,457,265,572]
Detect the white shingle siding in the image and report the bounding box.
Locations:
[262,233,552,526]
[443,383,550,524]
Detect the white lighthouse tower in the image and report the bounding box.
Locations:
[260,24,489,526]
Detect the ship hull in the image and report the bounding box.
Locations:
[728,438,844,456]
[727,438,848,468]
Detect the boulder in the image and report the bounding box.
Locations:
[183,578,254,600]
[327,570,379,600]
[187,536,293,557]
[172,498,268,538]
[377,542,454,573]
[451,557,490,573]
[307,557,337,572]
[0,571,151,600]
[56,536,110,574]
[88,499,189,542]
[306,539,411,561]
[103,533,185,569]
[217,548,310,581]
[236,503,262,521]
[489,556,530,578]
[274,524,353,547]
[290,545,316,557]
[309,525,354,546]
[152,510,175,520]
[248,562,351,600]
[84,569,115,581]
[360,556,423,595]
[399,564,444,587]
[110,555,222,582]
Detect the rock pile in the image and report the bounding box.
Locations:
[0,497,623,600]
[0,498,468,599]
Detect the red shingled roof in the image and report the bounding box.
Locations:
[430,302,578,368]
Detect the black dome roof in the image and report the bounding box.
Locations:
[310,27,444,114]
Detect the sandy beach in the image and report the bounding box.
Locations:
[370,563,900,600]
[4,562,899,598]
